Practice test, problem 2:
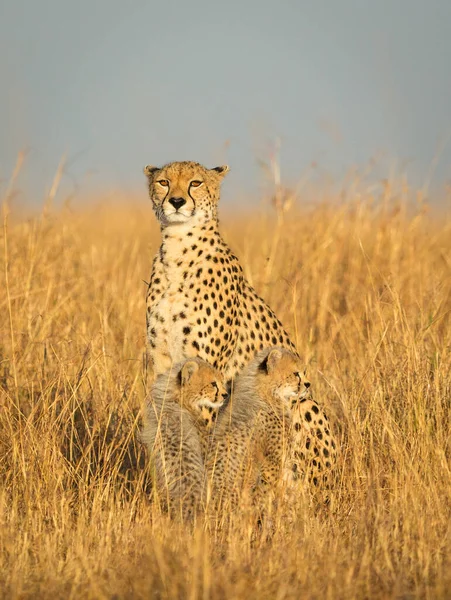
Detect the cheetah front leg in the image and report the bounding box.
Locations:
[253,433,285,502]
[153,441,206,521]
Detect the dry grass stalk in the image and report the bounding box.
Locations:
[0,175,450,598]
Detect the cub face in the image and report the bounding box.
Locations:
[143,161,229,227]
[256,347,311,405]
[177,359,228,429]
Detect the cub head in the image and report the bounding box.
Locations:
[256,347,310,406]
[143,161,229,228]
[177,359,228,429]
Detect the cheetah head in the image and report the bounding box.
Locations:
[143,161,229,227]
[256,347,311,407]
[177,358,228,429]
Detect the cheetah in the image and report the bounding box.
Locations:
[206,347,337,508]
[144,161,298,381]
[141,358,228,520]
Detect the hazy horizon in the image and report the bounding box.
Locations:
[1,0,451,205]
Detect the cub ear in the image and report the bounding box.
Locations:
[261,348,283,374]
[180,360,199,386]
[210,165,230,179]
[143,165,159,178]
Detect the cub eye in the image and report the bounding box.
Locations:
[211,382,218,390]
[190,180,203,188]
[157,179,169,187]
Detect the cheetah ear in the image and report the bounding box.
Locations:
[210,165,230,179]
[180,360,199,385]
[143,165,159,178]
[263,349,283,374]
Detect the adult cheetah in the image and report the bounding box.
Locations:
[144,161,297,381]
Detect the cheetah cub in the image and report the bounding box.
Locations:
[206,347,337,507]
[141,358,228,520]
[144,161,298,381]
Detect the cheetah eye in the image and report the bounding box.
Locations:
[190,180,203,188]
[211,382,218,390]
[157,179,169,187]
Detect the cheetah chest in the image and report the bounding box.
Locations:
[147,249,239,372]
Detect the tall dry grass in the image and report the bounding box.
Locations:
[1,178,450,599]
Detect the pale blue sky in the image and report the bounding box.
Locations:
[1,0,451,202]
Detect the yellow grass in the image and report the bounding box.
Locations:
[1,179,451,599]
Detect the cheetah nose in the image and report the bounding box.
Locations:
[304,382,311,388]
[168,197,186,210]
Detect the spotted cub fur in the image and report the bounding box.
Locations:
[141,358,227,520]
[206,348,337,507]
[288,389,338,489]
[144,161,297,381]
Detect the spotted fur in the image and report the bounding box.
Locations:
[206,348,337,507]
[144,161,297,381]
[141,358,228,520]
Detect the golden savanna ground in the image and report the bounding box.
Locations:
[1,179,450,598]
